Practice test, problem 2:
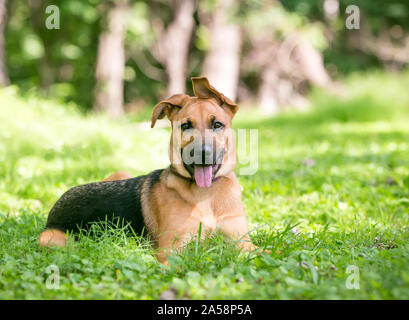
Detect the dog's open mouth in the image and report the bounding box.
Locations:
[181,147,224,188]
[182,162,221,188]
[193,164,221,188]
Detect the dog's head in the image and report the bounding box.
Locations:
[151,77,238,188]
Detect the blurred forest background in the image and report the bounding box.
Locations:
[1,0,408,116]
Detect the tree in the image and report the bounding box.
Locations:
[0,0,9,86]
[199,0,241,101]
[242,1,329,114]
[94,1,128,117]
[27,0,55,90]
[152,0,196,96]
[255,34,329,114]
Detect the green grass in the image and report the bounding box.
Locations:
[1,71,409,299]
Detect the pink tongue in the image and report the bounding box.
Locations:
[194,166,213,188]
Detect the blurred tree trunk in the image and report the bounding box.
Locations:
[153,0,196,96]
[94,1,127,117]
[249,34,329,115]
[0,0,10,86]
[258,59,280,114]
[200,0,241,101]
[294,38,330,87]
[28,0,54,90]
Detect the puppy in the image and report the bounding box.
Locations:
[39,77,260,264]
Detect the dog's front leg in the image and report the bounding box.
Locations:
[155,215,209,265]
[217,215,272,254]
[216,215,258,252]
[156,231,196,265]
[218,217,272,253]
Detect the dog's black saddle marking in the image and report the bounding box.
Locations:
[45,169,163,237]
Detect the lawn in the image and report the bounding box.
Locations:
[1,71,409,299]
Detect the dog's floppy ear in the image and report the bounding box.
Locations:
[191,76,239,117]
[151,94,190,128]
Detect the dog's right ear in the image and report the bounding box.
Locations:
[151,94,190,128]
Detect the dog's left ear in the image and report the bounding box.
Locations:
[151,94,190,128]
[191,77,239,117]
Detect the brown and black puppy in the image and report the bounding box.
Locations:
[39,77,259,264]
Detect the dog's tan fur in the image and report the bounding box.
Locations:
[39,229,67,247]
[39,77,261,264]
[101,171,133,182]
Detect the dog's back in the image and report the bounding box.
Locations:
[45,169,163,236]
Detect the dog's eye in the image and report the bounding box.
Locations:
[213,121,224,130]
[181,122,192,131]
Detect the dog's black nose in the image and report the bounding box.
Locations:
[189,144,214,165]
[201,145,213,165]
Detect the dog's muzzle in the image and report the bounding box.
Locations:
[181,145,224,188]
